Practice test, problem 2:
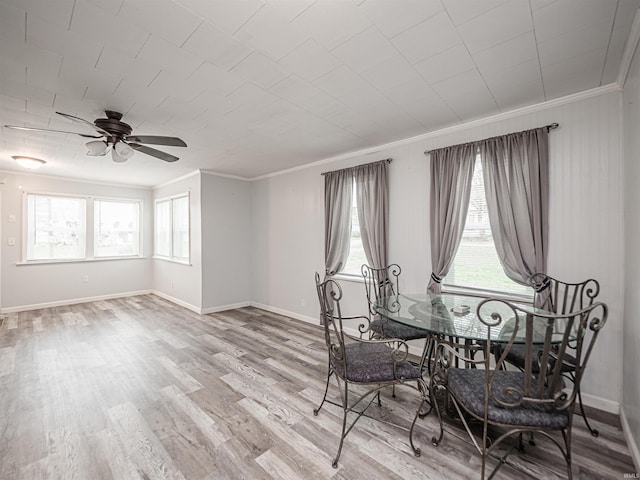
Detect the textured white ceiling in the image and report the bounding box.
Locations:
[0,0,638,186]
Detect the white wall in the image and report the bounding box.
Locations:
[152,172,202,311]
[201,172,252,312]
[623,31,640,466]
[0,172,153,310]
[251,90,625,408]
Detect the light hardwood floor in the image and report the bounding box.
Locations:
[0,295,635,479]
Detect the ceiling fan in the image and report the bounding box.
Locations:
[4,110,187,163]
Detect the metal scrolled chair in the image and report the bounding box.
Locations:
[361,264,431,342]
[501,274,601,437]
[313,272,428,468]
[430,297,607,480]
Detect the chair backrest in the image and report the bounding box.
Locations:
[361,263,401,317]
[479,298,607,413]
[315,272,348,372]
[530,273,599,314]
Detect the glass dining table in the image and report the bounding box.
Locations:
[374,292,568,342]
[373,292,569,373]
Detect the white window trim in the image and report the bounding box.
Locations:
[441,283,534,304]
[333,272,365,283]
[154,192,191,265]
[21,191,145,264]
[16,256,148,266]
[93,196,143,259]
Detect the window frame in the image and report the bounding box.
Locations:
[93,196,143,259]
[24,192,87,262]
[153,192,191,265]
[21,191,145,264]
[441,156,534,303]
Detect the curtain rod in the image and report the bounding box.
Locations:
[423,122,559,155]
[321,158,392,176]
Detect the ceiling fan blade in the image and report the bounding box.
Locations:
[128,143,179,162]
[56,111,110,135]
[126,135,187,147]
[3,124,103,138]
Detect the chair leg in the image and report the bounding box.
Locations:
[562,428,573,480]
[333,378,349,468]
[409,378,428,457]
[313,360,332,416]
[577,386,599,437]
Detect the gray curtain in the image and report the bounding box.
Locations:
[324,169,353,276]
[355,160,389,270]
[479,127,549,302]
[428,144,477,294]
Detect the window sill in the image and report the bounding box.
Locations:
[332,272,364,283]
[152,256,192,266]
[442,284,533,304]
[16,256,147,266]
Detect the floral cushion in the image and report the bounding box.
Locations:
[447,368,569,429]
[332,342,422,383]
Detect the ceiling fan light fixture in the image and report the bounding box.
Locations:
[111,149,128,163]
[12,156,46,169]
[86,140,109,156]
[114,141,134,160]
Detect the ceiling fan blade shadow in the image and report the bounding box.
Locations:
[126,135,187,147]
[56,111,110,135]
[128,143,179,162]
[4,125,103,138]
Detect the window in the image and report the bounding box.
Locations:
[94,199,141,257]
[342,181,366,275]
[155,200,170,257]
[26,194,86,260]
[155,193,190,263]
[24,193,142,262]
[444,158,530,297]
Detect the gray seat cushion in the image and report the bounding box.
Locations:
[370,318,429,341]
[447,368,569,429]
[332,342,422,383]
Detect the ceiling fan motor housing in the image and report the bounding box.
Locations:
[94,110,132,138]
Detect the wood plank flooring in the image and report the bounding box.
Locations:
[0,294,635,479]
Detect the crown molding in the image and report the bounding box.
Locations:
[200,169,251,181]
[154,169,201,189]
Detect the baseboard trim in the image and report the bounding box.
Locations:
[580,391,620,415]
[0,290,153,314]
[151,290,202,314]
[202,301,251,315]
[621,405,640,473]
[149,291,252,315]
[250,302,320,326]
